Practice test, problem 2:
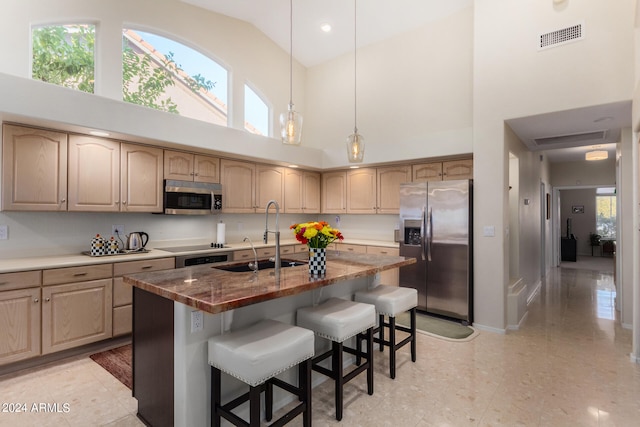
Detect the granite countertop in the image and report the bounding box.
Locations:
[0,239,398,274]
[123,251,415,315]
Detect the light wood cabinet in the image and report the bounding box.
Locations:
[332,166,410,215]
[221,160,284,213]
[284,169,320,214]
[413,159,473,182]
[442,159,473,180]
[2,124,68,211]
[41,278,113,354]
[220,159,256,213]
[376,165,411,214]
[121,143,164,212]
[68,135,120,212]
[256,164,285,211]
[321,171,347,214]
[112,257,174,337]
[164,150,220,183]
[0,270,42,365]
[335,243,368,254]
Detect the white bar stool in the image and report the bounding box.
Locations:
[355,285,417,379]
[208,319,314,427]
[296,297,376,421]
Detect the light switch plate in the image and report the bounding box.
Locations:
[0,225,7,240]
[483,226,495,237]
[191,310,204,333]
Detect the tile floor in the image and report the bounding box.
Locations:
[1,259,639,426]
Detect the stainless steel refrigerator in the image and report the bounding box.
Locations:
[399,180,473,324]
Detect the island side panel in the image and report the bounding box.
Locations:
[133,287,174,427]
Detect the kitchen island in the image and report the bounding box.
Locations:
[123,250,415,427]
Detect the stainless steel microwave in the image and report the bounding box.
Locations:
[163,180,222,215]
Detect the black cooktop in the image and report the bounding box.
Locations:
[157,244,229,253]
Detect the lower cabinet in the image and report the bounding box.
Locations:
[366,246,400,286]
[41,278,113,355]
[112,257,175,337]
[0,286,41,365]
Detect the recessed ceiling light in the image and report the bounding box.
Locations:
[89,130,110,137]
[288,164,299,168]
[320,23,332,33]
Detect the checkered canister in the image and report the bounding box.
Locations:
[308,247,326,277]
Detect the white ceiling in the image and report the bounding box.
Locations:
[181,0,632,163]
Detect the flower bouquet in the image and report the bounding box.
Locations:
[290,221,344,276]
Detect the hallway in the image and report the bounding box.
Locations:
[1,261,639,426]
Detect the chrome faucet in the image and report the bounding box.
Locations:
[243,236,259,273]
[264,200,281,279]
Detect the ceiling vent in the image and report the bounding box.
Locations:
[533,130,606,147]
[539,22,584,50]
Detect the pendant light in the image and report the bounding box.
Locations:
[347,0,364,163]
[280,0,302,145]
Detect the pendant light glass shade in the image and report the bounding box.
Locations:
[281,0,302,145]
[347,0,364,162]
[347,130,364,163]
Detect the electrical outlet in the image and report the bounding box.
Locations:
[335,215,341,225]
[112,224,125,236]
[0,225,7,240]
[191,310,204,333]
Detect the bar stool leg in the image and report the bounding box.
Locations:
[301,358,312,427]
[378,314,385,352]
[265,380,273,422]
[366,326,374,395]
[334,340,344,421]
[389,316,397,379]
[249,386,261,427]
[410,307,417,362]
[212,366,221,427]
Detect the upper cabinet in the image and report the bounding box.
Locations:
[345,166,411,214]
[120,143,164,213]
[412,159,473,182]
[221,160,285,213]
[2,124,68,211]
[68,135,120,212]
[164,150,220,183]
[442,159,473,180]
[284,169,320,214]
[321,171,347,214]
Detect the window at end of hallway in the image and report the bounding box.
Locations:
[596,187,616,239]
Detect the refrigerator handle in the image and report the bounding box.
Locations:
[420,207,426,261]
[426,207,433,262]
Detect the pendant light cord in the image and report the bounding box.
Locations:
[289,0,293,107]
[353,0,358,134]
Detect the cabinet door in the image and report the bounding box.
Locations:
[412,162,443,182]
[321,171,347,214]
[377,165,411,214]
[367,246,400,286]
[284,168,303,213]
[2,124,68,211]
[442,159,473,180]
[347,168,377,214]
[256,165,284,210]
[42,278,113,354]
[221,159,256,213]
[164,150,194,181]
[68,135,120,212]
[302,172,321,213]
[0,287,41,365]
[121,143,163,213]
[194,155,220,183]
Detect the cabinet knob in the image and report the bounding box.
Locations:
[44,297,51,302]
[122,201,127,205]
[60,199,66,203]
[34,298,39,303]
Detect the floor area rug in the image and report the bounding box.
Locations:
[395,312,477,341]
[89,344,132,389]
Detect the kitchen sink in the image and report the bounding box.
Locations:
[214,259,307,273]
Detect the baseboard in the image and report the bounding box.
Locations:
[507,278,527,330]
[472,323,506,334]
[507,311,529,331]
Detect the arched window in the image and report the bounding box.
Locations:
[32,24,95,93]
[122,29,228,126]
[244,84,270,136]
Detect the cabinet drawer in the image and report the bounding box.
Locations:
[0,270,41,291]
[335,243,367,254]
[293,244,308,253]
[113,258,175,276]
[366,246,399,256]
[43,264,112,286]
[280,245,295,255]
[113,305,132,336]
[113,277,132,306]
[233,249,254,261]
[234,247,276,260]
